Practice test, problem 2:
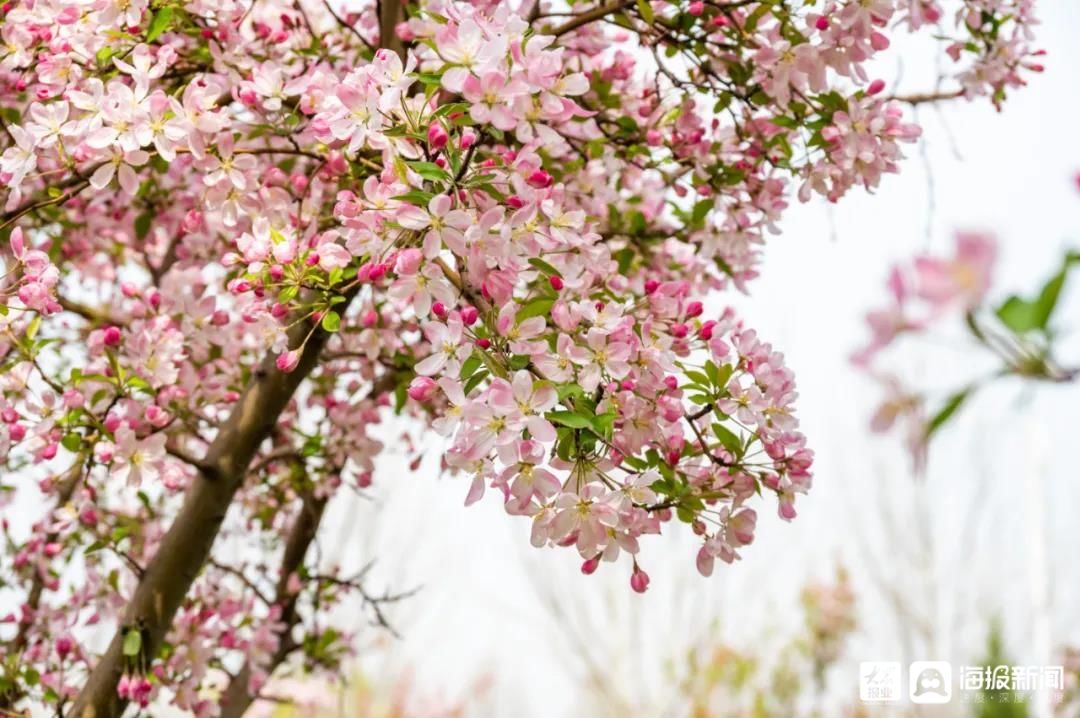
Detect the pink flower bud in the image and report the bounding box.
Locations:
[526,170,553,189]
[867,79,886,95]
[394,248,423,275]
[475,338,491,349]
[102,326,122,347]
[644,279,660,295]
[56,635,74,658]
[369,263,389,281]
[407,376,438,402]
[549,275,564,291]
[461,306,479,325]
[688,1,704,16]
[699,320,716,340]
[427,123,449,150]
[460,128,478,149]
[145,405,171,427]
[276,349,301,373]
[362,309,378,327]
[581,557,600,575]
[630,567,650,593]
[432,302,447,318]
[815,15,829,30]
[394,20,414,41]
[685,301,704,318]
[263,167,288,186]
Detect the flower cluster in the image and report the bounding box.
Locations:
[0,0,1039,713]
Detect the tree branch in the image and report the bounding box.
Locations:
[216,492,327,718]
[68,293,355,718]
[548,0,633,37]
[887,89,965,105]
[215,372,398,718]
[68,4,406,712]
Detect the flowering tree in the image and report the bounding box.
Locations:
[0,0,1041,714]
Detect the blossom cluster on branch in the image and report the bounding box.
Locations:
[0,0,1040,714]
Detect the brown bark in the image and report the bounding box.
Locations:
[216,372,396,718]
[68,307,345,718]
[67,4,407,715]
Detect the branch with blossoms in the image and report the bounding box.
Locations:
[854,223,1078,469]
[0,0,1042,715]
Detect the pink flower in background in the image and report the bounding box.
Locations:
[914,232,997,311]
[852,266,920,366]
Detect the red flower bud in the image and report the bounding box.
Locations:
[103,325,122,347]
[630,567,650,593]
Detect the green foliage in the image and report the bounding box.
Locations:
[974,618,1030,718]
[925,386,973,439]
[995,251,1080,335]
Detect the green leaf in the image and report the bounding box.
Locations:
[995,296,1041,333]
[61,433,82,452]
[1030,268,1068,329]
[996,249,1080,334]
[146,6,175,42]
[635,0,654,24]
[683,370,710,387]
[516,297,555,321]
[926,388,972,438]
[711,423,743,457]
[134,212,153,240]
[321,311,341,333]
[690,199,712,228]
[546,410,593,430]
[392,190,436,206]
[123,629,142,657]
[463,369,489,395]
[26,315,41,341]
[557,383,585,402]
[459,353,482,380]
[528,257,562,277]
[407,161,451,182]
